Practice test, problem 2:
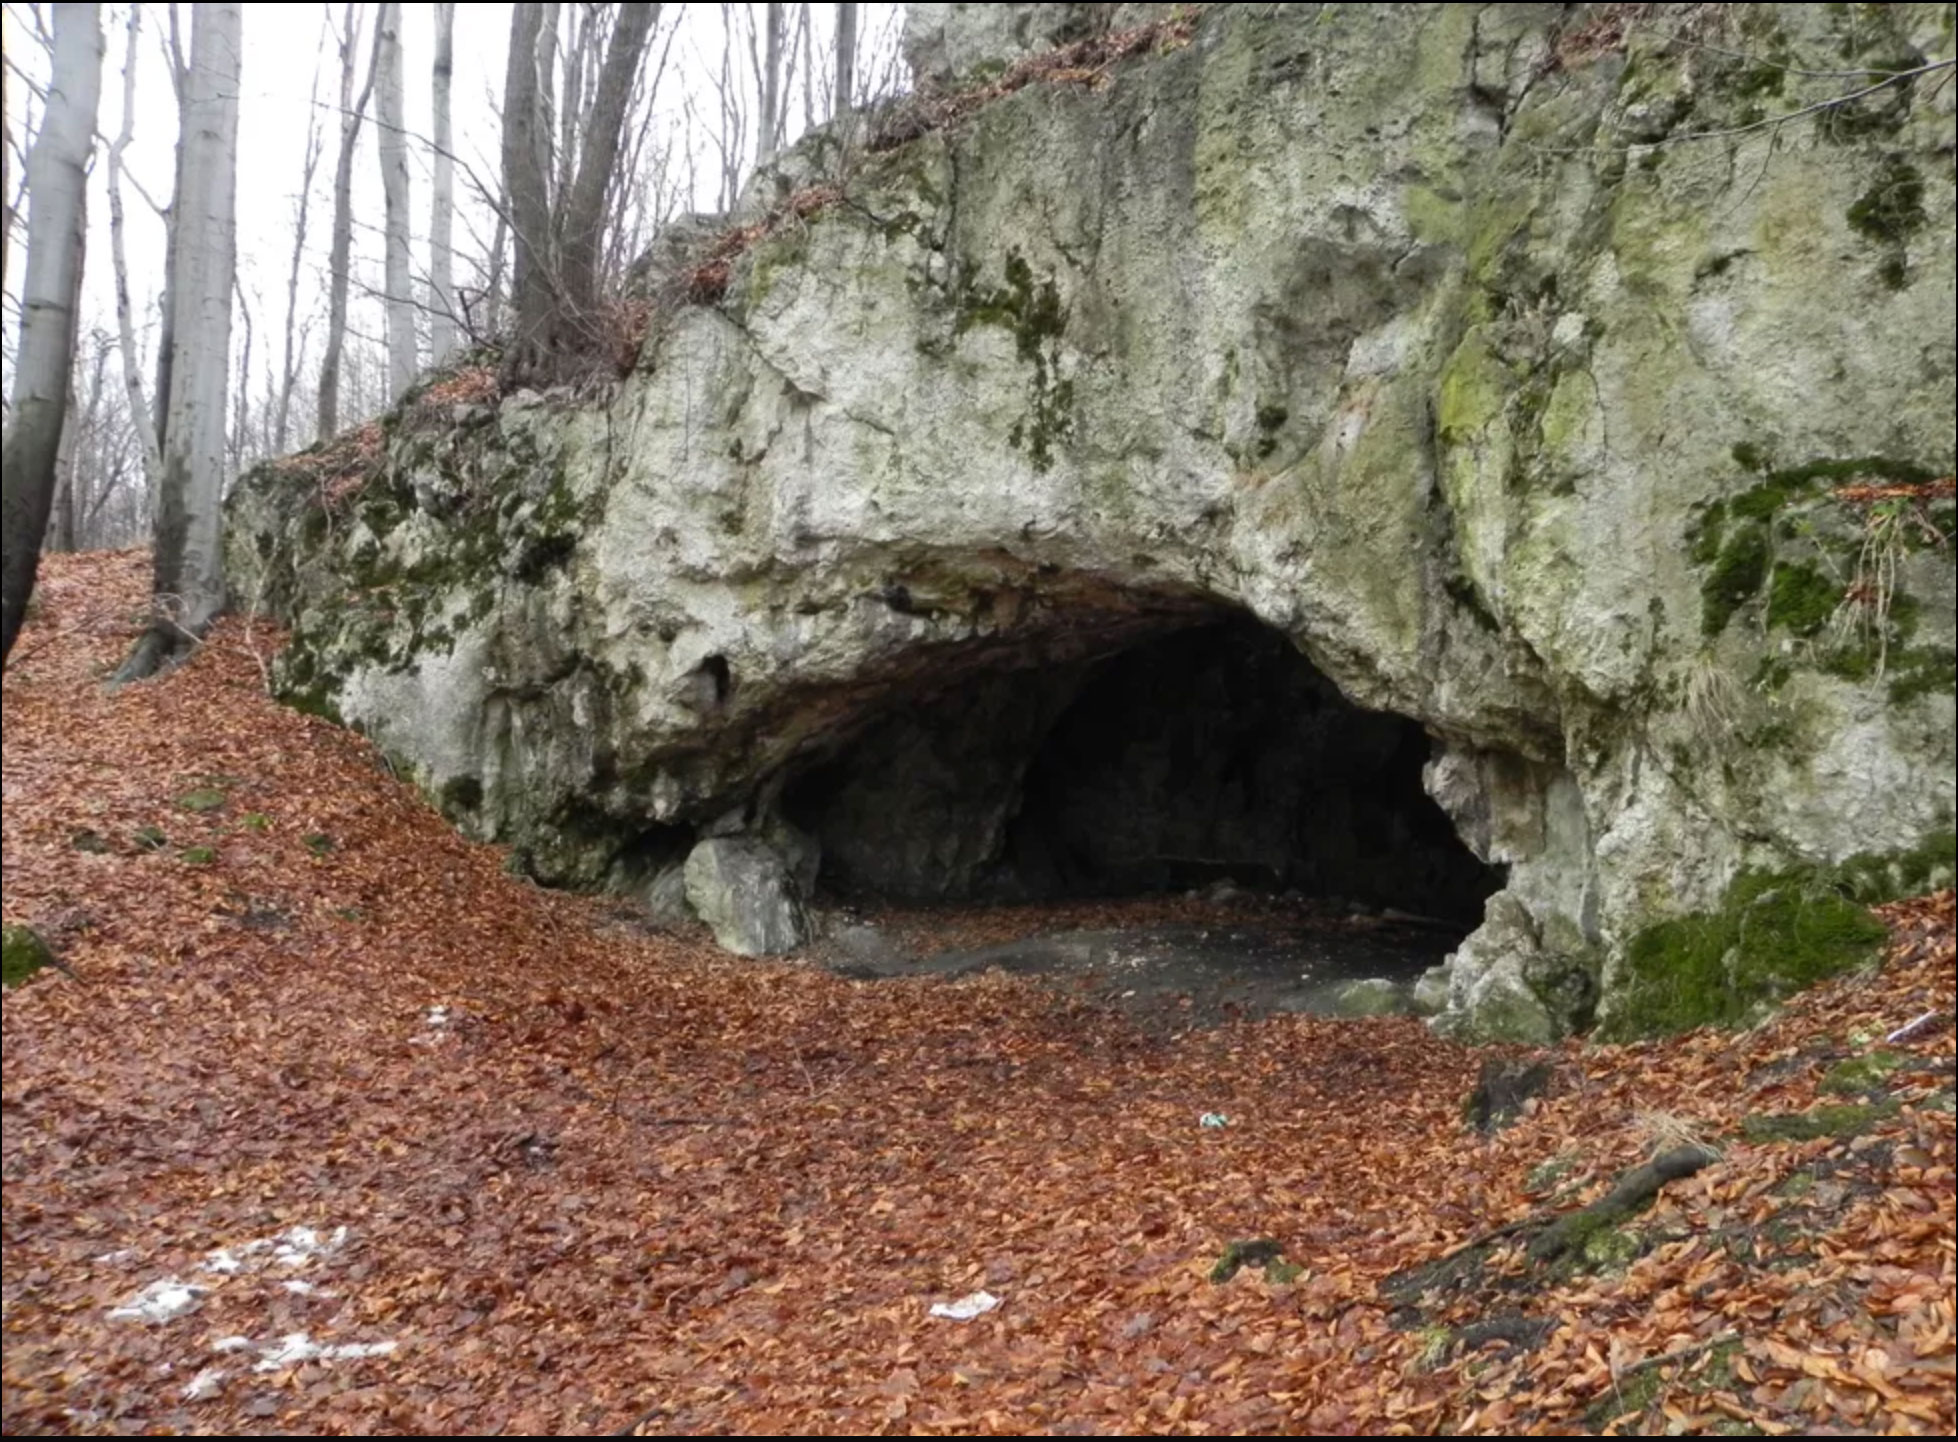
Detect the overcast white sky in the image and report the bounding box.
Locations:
[3,3,904,431]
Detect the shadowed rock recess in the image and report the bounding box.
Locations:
[229,3,1956,1040]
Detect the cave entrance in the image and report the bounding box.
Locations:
[781,614,1500,931]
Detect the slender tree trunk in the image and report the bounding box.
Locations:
[51,389,80,554]
[373,2,416,400]
[151,5,190,456]
[502,1,555,377]
[107,3,164,511]
[553,2,582,217]
[317,1,375,440]
[275,43,326,452]
[553,3,656,331]
[834,2,856,119]
[119,0,241,681]
[797,3,815,135]
[1,2,104,665]
[537,3,561,212]
[758,2,785,166]
[429,1,458,364]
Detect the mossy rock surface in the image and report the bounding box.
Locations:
[1601,867,1889,1041]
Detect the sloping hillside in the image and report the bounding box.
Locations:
[3,551,1953,1434]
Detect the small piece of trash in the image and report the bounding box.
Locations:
[182,1367,227,1402]
[929,1290,1001,1321]
[1199,1112,1231,1129]
[1887,1010,1944,1044]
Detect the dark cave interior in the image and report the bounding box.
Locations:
[781,615,1500,924]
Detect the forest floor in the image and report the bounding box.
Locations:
[3,550,1953,1437]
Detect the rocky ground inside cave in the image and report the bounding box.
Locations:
[805,896,1464,1032]
[3,552,1954,1438]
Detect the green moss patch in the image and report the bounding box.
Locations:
[1740,1100,1899,1143]
[177,786,229,813]
[1833,830,1956,902]
[1700,523,1769,635]
[1764,562,1840,636]
[2,924,57,988]
[1601,868,1888,1041]
[1209,1238,1285,1284]
[179,846,219,866]
[1818,1050,1907,1096]
[1845,154,1926,247]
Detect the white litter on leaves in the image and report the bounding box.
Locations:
[108,1279,206,1322]
[412,1004,454,1044]
[253,1332,398,1372]
[182,1367,227,1402]
[929,1290,1001,1321]
[211,1335,255,1353]
[201,1224,348,1277]
[93,1248,138,1266]
[283,1278,328,1296]
[1887,1009,1943,1044]
[1198,1112,1231,1129]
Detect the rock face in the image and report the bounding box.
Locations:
[229,4,1956,1040]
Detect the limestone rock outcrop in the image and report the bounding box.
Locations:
[229,3,1957,1040]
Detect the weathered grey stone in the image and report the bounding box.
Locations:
[1328,977,1415,1019]
[644,862,695,926]
[1410,966,1452,1019]
[684,839,805,956]
[230,4,1956,1040]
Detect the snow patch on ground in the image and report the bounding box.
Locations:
[110,1221,394,1403]
[107,1279,206,1322]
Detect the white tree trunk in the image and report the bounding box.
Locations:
[834,2,857,119]
[374,2,416,399]
[429,1,458,364]
[106,3,163,510]
[758,2,785,165]
[161,0,241,638]
[1,2,104,664]
[318,2,375,439]
[276,42,327,452]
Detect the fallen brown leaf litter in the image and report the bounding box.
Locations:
[4,551,1952,1436]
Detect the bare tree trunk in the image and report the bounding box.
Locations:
[428,1,458,365]
[484,205,508,334]
[552,2,582,217]
[275,41,326,452]
[797,3,815,134]
[536,2,561,211]
[107,3,164,511]
[151,3,190,456]
[119,0,241,682]
[834,2,856,119]
[502,2,554,376]
[373,2,416,401]
[50,384,80,555]
[757,2,785,166]
[229,276,253,478]
[1,1,103,665]
[554,3,656,330]
[2,57,11,300]
[317,1,375,440]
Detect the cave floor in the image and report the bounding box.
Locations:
[806,894,1461,1030]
